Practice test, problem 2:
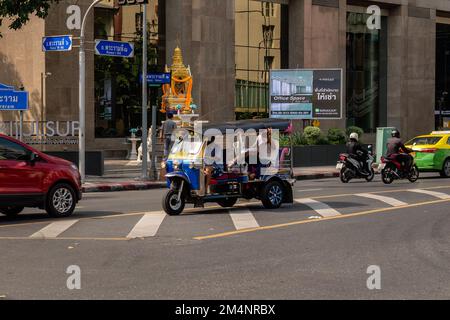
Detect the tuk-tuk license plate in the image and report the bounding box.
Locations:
[336,163,344,170]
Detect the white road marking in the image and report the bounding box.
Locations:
[229,209,260,230]
[126,212,166,238]
[408,189,450,200]
[30,220,79,239]
[357,193,407,207]
[297,188,323,192]
[295,198,341,217]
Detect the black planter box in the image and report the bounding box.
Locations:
[292,144,373,167]
[44,151,104,176]
[293,145,346,167]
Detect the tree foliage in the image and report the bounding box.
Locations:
[0,0,60,36]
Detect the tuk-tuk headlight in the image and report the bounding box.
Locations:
[173,160,180,170]
[189,161,195,169]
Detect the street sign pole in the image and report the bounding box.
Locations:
[151,105,157,179]
[79,0,101,183]
[141,3,148,179]
[19,111,23,142]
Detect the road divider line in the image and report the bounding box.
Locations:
[295,198,341,217]
[356,193,407,207]
[229,209,260,230]
[126,212,166,238]
[29,220,79,239]
[194,198,450,240]
[408,189,450,200]
[0,236,130,241]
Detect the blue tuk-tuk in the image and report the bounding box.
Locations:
[161,119,295,215]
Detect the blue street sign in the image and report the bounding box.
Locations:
[42,35,73,52]
[0,84,14,90]
[95,40,134,58]
[0,84,29,111]
[140,73,172,85]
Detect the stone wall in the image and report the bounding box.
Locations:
[0,15,45,123]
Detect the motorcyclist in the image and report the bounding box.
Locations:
[386,129,413,173]
[346,132,369,175]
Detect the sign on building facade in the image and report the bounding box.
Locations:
[269,69,343,120]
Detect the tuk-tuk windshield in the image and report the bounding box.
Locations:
[169,131,203,159]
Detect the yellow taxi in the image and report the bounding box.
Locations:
[405,131,450,177]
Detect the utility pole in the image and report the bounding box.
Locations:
[151,105,157,179]
[79,0,101,183]
[141,3,149,179]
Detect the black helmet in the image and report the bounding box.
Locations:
[391,129,400,138]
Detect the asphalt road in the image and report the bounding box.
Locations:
[1,173,450,299]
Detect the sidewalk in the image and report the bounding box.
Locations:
[82,160,338,193]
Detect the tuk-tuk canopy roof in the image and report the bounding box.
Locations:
[197,118,292,134]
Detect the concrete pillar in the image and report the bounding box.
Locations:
[289,0,347,131]
[387,5,408,133]
[387,4,436,139]
[165,0,235,122]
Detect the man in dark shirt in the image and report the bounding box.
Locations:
[386,129,413,172]
[346,132,369,174]
[161,113,177,158]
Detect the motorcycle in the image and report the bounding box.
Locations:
[337,151,375,183]
[379,155,419,184]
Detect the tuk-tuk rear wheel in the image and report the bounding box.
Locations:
[261,180,285,209]
[162,189,185,216]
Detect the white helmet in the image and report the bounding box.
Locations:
[349,132,359,141]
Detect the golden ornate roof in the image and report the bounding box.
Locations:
[170,46,190,78]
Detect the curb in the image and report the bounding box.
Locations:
[295,172,340,181]
[82,181,166,193]
[82,172,340,193]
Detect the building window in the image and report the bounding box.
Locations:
[94,2,160,138]
[346,12,387,133]
[135,13,143,33]
[235,0,285,117]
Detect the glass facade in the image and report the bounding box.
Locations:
[234,0,286,118]
[436,23,450,129]
[346,12,387,133]
[94,1,160,138]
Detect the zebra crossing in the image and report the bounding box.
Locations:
[126,212,166,239]
[1,188,450,240]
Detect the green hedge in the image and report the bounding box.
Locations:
[279,126,365,146]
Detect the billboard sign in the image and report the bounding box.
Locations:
[269,69,343,120]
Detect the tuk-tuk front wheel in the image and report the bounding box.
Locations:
[162,189,185,216]
[261,181,285,209]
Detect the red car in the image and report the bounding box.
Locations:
[0,134,82,217]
